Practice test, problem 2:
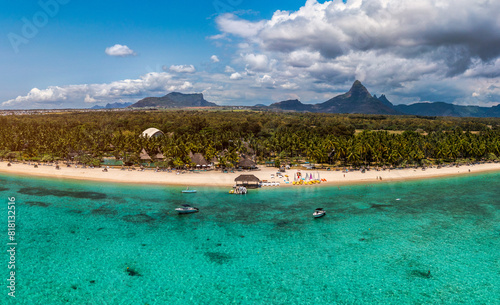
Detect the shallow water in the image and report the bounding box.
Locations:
[1,172,499,304]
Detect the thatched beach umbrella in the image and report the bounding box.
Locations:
[234,174,260,188]
[67,152,78,160]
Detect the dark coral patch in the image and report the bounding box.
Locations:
[19,187,106,200]
[122,214,155,223]
[410,270,432,279]
[25,201,50,207]
[275,220,290,227]
[370,203,393,210]
[126,267,141,276]
[205,252,232,264]
[91,206,117,216]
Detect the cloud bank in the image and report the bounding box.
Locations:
[4,1,500,109]
[213,0,500,105]
[2,73,194,109]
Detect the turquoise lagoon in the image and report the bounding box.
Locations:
[1,172,499,304]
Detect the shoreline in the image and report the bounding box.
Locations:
[1,161,500,187]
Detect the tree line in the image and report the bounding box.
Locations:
[0,110,498,168]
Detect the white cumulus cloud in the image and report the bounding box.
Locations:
[211,55,220,63]
[242,53,270,72]
[105,44,136,57]
[225,66,236,73]
[230,72,243,80]
[258,74,276,89]
[169,65,196,73]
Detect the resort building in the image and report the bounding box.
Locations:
[142,128,164,138]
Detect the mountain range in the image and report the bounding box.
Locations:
[393,102,500,118]
[267,81,500,117]
[125,82,500,117]
[90,102,133,109]
[269,80,400,115]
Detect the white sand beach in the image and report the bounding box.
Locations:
[1,161,499,187]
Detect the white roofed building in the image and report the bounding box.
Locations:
[142,128,164,138]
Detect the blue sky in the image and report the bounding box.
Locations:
[2,0,500,109]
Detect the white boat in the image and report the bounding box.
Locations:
[230,186,247,194]
[175,204,199,214]
[313,208,326,218]
[181,187,197,193]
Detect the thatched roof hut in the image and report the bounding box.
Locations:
[234,174,260,188]
[154,152,165,160]
[238,157,257,169]
[242,141,255,155]
[189,152,209,166]
[140,148,152,161]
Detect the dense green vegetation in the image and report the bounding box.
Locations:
[0,110,499,168]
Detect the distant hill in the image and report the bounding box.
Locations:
[269,81,401,115]
[394,102,500,118]
[269,99,313,112]
[91,102,133,109]
[130,92,217,108]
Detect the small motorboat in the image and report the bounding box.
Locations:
[230,186,247,194]
[181,187,197,193]
[313,208,326,218]
[175,204,199,214]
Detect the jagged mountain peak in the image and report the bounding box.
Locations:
[376,94,394,108]
[317,81,400,115]
[345,80,372,99]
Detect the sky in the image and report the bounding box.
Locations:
[2,0,500,109]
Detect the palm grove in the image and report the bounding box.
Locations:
[0,110,499,168]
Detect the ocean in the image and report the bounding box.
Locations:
[1,172,499,304]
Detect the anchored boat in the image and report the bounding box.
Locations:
[313,208,326,218]
[175,204,199,214]
[181,187,197,193]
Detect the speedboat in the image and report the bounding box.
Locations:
[181,187,197,193]
[313,208,326,218]
[175,204,199,214]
